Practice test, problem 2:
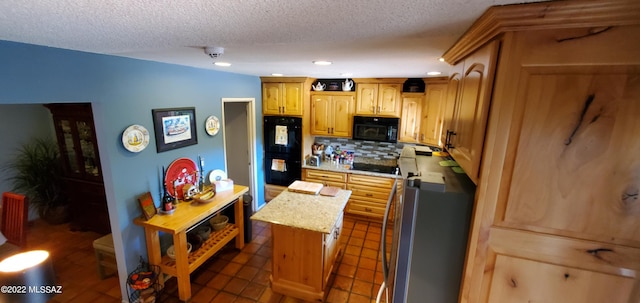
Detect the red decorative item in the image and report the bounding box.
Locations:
[165,157,198,199]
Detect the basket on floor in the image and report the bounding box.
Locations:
[127,256,161,293]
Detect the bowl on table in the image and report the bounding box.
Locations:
[166,243,192,260]
[210,215,229,231]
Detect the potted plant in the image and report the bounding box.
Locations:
[2,137,70,224]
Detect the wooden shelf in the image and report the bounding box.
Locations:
[159,224,239,276]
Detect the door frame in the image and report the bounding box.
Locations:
[221,97,258,212]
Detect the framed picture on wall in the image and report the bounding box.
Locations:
[152,107,197,153]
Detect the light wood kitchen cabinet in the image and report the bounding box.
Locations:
[398,93,422,142]
[310,92,354,137]
[346,174,395,220]
[261,79,306,116]
[443,40,499,184]
[355,83,402,117]
[302,169,347,189]
[419,82,447,146]
[441,2,640,303]
[264,184,286,202]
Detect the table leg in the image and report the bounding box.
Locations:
[234,196,245,249]
[173,232,191,301]
[143,228,163,287]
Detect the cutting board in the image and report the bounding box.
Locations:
[319,186,340,197]
[288,180,324,195]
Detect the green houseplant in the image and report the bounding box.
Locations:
[2,137,70,224]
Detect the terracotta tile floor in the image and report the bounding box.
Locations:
[21,215,390,303]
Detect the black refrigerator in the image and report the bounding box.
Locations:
[380,146,476,303]
[263,116,302,186]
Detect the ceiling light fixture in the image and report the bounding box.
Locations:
[312,60,332,66]
[438,57,445,62]
[271,73,284,76]
[341,73,353,77]
[427,71,442,76]
[214,62,231,67]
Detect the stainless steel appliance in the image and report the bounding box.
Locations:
[379,146,476,303]
[352,116,399,143]
[263,116,302,186]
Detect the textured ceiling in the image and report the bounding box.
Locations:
[0,0,544,78]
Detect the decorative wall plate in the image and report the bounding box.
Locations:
[205,115,220,136]
[165,157,198,199]
[122,124,150,153]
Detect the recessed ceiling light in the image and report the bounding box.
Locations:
[312,60,332,66]
[341,73,353,77]
[214,62,231,67]
[427,71,442,76]
[271,73,284,76]
[438,57,445,62]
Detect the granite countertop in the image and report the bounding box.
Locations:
[302,162,403,179]
[250,189,351,234]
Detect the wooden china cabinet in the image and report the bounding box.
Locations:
[45,103,111,234]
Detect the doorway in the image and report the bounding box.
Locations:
[221,98,258,212]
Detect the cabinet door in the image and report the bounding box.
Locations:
[377,84,402,117]
[463,26,640,303]
[262,83,282,115]
[282,82,304,116]
[442,64,463,148]
[323,212,343,288]
[449,40,499,183]
[331,95,354,137]
[399,94,422,142]
[310,94,331,136]
[355,83,377,115]
[420,83,447,146]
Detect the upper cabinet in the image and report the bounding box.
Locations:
[399,80,448,145]
[398,93,423,142]
[355,83,402,117]
[310,92,355,138]
[262,77,310,116]
[419,82,447,146]
[443,40,499,184]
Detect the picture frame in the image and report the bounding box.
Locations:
[152,107,197,153]
[137,192,157,220]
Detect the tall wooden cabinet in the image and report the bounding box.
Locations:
[443,40,499,184]
[45,103,110,234]
[310,92,355,137]
[419,82,447,146]
[398,93,422,142]
[441,1,640,303]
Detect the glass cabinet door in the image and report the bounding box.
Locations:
[76,120,100,177]
[58,119,80,175]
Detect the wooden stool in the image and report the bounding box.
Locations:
[92,233,116,279]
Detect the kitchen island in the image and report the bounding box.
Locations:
[251,186,351,302]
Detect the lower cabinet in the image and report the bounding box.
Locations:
[302,168,397,222]
[264,184,287,202]
[271,212,344,301]
[346,174,395,220]
[302,169,347,189]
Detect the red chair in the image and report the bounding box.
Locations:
[1,192,29,247]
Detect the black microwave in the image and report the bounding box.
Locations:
[352,116,399,143]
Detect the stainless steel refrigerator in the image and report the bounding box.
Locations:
[379,147,476,302]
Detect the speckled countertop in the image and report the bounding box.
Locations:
[250,189,351,234]
[302,162,403,179]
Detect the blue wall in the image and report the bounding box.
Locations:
[0,40,264,300]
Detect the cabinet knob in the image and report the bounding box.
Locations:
[378,106,381,113]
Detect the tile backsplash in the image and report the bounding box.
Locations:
[314,137,409,161]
